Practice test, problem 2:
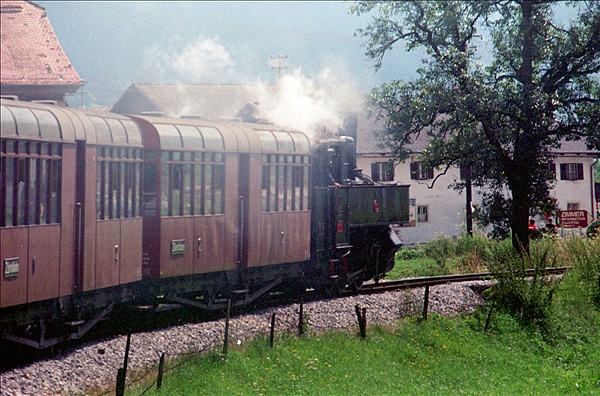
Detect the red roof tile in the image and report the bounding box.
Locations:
[1,0,83,87]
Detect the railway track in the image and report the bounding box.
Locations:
[356,266,571,294]
[0,266,570,372]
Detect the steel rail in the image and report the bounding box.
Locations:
[356,266,571,295]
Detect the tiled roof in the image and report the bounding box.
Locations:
[1,1,83,87]
[111,83,281,120]
[357,115,599,157]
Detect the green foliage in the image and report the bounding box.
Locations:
[423,235,456,273]
[388,246,438,279]
[129,316,600,396]
[395,246,426,261]
[587,220,600,239]
[485,239,562,331]
[390,235,491,279]
[351,1,600,252]
[562,237,600,307]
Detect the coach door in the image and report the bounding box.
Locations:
[237,153,250,281]
[73,140,86,293]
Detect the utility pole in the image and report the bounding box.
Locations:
[270,54,288,81]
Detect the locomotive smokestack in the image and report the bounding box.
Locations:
[342,112,357,142]
[341,112,358,180]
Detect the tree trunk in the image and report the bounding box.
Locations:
[509,1,535,254]
[511,186,531,253]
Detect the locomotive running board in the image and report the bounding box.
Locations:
[170,278,283,311]
[4,304,114,349]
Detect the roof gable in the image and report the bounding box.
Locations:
[111,83,280,121]
[1,1,83,88]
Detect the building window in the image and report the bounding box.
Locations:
[560,163,584,181]
[567,202,580,210]
[417,205,429,223]
[410,162,434,180]
[543,162,556,179]
[371,162,395,182]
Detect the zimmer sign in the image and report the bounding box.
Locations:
[559,210,590,228]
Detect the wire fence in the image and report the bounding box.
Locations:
[95,285,477,396]
[90,273,598,396]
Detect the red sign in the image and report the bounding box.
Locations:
[559,210,590,228]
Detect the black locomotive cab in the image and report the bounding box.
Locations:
[310,136,409,292]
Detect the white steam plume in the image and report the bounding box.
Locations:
[254,68,364,140]
[143,36,234,81]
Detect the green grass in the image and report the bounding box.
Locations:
[127,314,600,395]
[120,237,599,396]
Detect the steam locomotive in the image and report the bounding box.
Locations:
[0,98,409,348]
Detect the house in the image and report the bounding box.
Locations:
[356,126,600,244]
[0,0,83,104]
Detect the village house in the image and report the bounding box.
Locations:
[356,124,599,244]
[0,0,83,104]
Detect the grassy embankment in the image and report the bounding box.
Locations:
[125,236,600,396]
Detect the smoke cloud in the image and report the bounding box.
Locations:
[171,37,235,79]
[253,68,364,140]
[143,36,234,82]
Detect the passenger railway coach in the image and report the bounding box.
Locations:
[0,99,409,348]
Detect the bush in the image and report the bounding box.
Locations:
[455,234,491,272]
[485,239,561,332]
[587,220,600,239]
[424,235,456,273]
[396,246,426,261]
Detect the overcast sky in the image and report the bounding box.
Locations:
[37,1,425,108]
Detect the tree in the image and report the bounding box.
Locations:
[351,1,600,252]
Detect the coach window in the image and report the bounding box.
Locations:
[1,139,62,227]
[193,156,204,215]
[261,154,309,212]
[97,146,142,220]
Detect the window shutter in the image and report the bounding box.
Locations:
[426,168,434,180]
[371,163,380,181]
[577,163,584,180]
[560,163,567,180]
[410,162,418,180]
[550,162,556,179]
[386,162,395,181]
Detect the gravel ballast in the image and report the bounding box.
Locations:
[1,281,488,396]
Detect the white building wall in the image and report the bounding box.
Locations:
[357,155,484,245]
[550,156,597,217]
[357,154,598,245]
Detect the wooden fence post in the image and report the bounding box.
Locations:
[298,300,304,336]
[422,285,430,321]
[223,298,231,356]
[269,312,276,348]
[355,305,367,339]
[115,333,131,396]
[156,352,165,390]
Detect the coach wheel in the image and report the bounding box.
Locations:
[349,279,364,292]
[325,277,345,296]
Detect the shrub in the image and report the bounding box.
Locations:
[485,239,561,332]
[455,234,491,272]
[424,235,455,273]
[396,246,426,261]
[587,220,600,239]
